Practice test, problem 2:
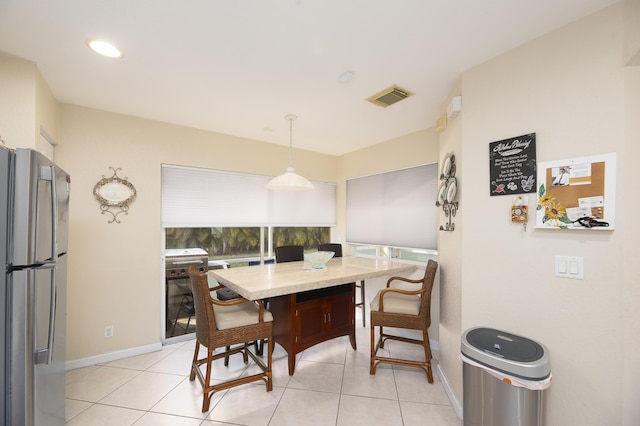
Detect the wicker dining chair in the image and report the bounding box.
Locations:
[188,266,273,412]
[207,255,270,358]
[370,259,438,382]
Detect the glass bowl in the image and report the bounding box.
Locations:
[304,251,335,269]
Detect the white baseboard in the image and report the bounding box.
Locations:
[436,362,463,420]
[65,341,163,371]
[430,340,463,420]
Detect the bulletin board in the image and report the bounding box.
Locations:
[535,153,616,230]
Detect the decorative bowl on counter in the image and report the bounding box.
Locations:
[304,251,335,269]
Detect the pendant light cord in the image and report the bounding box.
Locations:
[288,116,293,168]
[266,114,312,190]
[285,114,297,170]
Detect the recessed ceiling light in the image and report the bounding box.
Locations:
[86,39,123,58]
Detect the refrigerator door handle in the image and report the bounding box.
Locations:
[34,272,56,365]
[40,165,58,260]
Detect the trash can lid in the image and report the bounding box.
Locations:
[461,327,550,380]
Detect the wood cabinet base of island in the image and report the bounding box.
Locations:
[269,283,357,375]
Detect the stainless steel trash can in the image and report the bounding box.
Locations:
[461,327,551,426]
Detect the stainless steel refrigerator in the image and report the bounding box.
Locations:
[1,146,70,425]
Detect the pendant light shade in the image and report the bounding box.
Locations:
[267,115,314,191]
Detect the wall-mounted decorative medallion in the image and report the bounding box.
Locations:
[93,167,137,223]
[436,153,459,231]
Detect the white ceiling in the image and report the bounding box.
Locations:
[0,0,618,156]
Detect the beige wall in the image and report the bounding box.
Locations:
[0,54,37,148]
[55,105,337,361]
[35,68,59,153]
[624,0,640,65]
[435,81,464,405]
[449,3,636,424]
[0,54,58,152]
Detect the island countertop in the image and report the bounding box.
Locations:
[208,256,416,300]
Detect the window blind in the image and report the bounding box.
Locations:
[346,163,438,250]
[161,164,336,227]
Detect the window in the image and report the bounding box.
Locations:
[346,164,439,263]
[351,244,438,264]
[161,164,336,227]
[161,164,335,265]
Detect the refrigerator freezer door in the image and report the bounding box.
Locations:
[35,255,66,425]
[9,261,65,426]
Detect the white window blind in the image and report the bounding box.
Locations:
[161,164,336,227]
[346,164,438,250]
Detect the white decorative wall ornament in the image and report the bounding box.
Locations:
[93,167,137,224]
[436,153,459,231]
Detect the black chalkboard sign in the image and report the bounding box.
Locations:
[489,133,536,196]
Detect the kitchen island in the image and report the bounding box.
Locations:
[208,256,416,374]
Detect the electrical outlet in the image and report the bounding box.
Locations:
[104,325,114,338]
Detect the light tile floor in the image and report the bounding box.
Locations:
[65,322,462,426]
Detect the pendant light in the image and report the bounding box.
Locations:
[267,114,314,191]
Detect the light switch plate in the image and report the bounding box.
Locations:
[555,256,584,279]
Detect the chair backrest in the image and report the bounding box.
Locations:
[275,245,304,263]
[420,260,438,321]
[189,266,216,346]
[318,243,342,258]
[248,259,275,266]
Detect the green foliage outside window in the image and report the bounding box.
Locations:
[272,227,329,249]
[166,227,330,260]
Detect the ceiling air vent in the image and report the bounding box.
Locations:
[366,85,414,108]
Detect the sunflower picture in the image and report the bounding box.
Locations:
[536,183,573,229]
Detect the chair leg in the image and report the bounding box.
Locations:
[190,341,200,381]
[224,342,256,366]
[360,280,366,327]
[266,336,274,391]
[423,330,434,383]
[370,326,434,383]
[256,299,269,355]
[242,343,249,363]
[224,346,231,367]
[370,323,376,374]
[170,318,177,337]
[183,314,192,335]
[171,294,187,336]
[171,294,194,337]
[202,348,214,412]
